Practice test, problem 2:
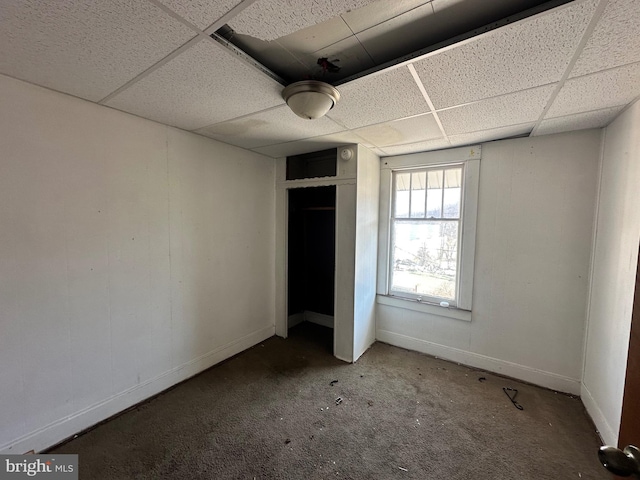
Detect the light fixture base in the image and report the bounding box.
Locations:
[282,80,340,120]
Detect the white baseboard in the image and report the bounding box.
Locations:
[304,311,334,328]
[581,383,616,445]
[376,329,581,395]
[334,353,353,363]
[288,313,304,329]
[1,325,274,454]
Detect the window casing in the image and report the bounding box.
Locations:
[377,146,480,314]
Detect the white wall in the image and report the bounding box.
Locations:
[353,146,380,361]
[377,130,601,394]
[582,100,640,446]
[334,183,357,362]
[0,74,275,453]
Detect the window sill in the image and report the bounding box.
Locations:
[376,295,471,322]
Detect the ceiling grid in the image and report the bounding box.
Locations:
[545,61,640,118]
[104,39,284,130]
[535,105,623,136]
[227,0,380,40]
[0,0,638,156]
[98,36,204,105]
[530,0,609,136]
[569,0,640,77]
[407,64,449,141]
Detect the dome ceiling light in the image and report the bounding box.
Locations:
[282,80,340,120]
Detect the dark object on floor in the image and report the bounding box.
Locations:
[479,377,487,382]
[329,380,338,386]
[335,397,343,405]
[503,387,524,410]
[49,323,607,479]
[599,445,640,477]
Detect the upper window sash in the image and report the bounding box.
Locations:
[392,165,464,221]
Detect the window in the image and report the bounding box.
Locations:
[378,146,480,313]
[390,165,463,304]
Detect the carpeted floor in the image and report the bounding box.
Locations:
[50,322,608,479]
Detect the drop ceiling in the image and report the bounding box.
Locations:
[0,0,638,158]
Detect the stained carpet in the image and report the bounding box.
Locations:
[50,322,607,479]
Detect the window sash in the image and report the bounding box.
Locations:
[392,165,463,222]
[389,165,465,306]
[389,219,461,306]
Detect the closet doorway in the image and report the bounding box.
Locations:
[287,186,336,353]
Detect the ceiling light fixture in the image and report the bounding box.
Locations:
[282,80,340,120]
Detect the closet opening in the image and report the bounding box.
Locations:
[287,185,336,353]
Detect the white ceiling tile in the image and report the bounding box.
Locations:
[448,123,535,147]
[354,3,435,64]
[327,66,428,129]
[0,0,196,102]
[571,0,640,78]
[547,62,640,118]
[252,131,366,157]
[157,0,241,30]
[369,147,387,157]
[379,137,451,156]
[274,16,353,59]
[438,85,555,135]
[413,0,598,108]
[341,0,431,34]
[228,0,378,41]
[535,106,623,137]
[353,114,442,147]
[195,106,344,148]
[298,36,376,81]
[105,40,283,130]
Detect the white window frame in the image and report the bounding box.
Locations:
[377,145,480,316]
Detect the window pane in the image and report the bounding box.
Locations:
[444,168,462,188]
[426,170,443,218]
[395,172,410,218]
[443,187,461,218]
[410,171,426,218]
[391,220,458,301]
[443,168,462,218]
